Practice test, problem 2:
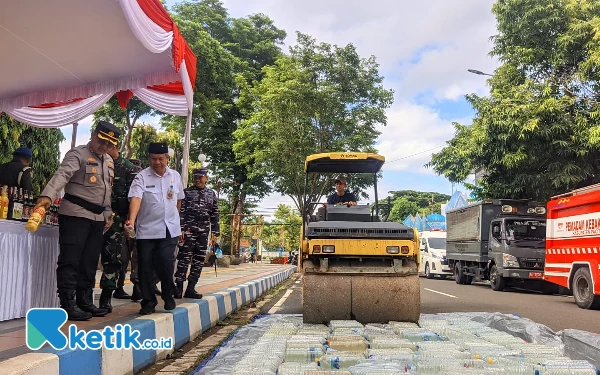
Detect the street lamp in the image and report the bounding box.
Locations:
[167,147,175,158]
[468,69,493,77]
[198,152,206,163]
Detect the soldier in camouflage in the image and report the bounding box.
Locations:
[98,147,139,312]
[174,167,220,299]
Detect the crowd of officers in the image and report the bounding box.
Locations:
[28,121,219,321]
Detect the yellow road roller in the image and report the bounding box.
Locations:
[301,152,421,324]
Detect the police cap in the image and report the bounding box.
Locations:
[13,147,33,158]
[95,121,120,145]
[192,168,208,177]
[148,142,169,155]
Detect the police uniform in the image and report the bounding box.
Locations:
[0,147,34,192]
[40,121,119,321]
[174,168,220,299]
[127,142,184,315]
[98,153,139,312]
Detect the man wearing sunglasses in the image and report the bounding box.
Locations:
[36,121,120,321]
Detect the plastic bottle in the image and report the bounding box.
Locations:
[125,220,136,238]
[0,186,8,219]
[25,206,46,232]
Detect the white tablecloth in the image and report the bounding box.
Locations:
[0,220,60,321]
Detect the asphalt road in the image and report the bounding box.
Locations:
[262,274,600,334]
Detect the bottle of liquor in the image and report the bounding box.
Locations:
[21,191,29,222]
[16,188,24,221]
[0,186,8,220]
[7,187,15,220]
[10,187,22,221]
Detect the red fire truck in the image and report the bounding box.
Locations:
[545,184,600,309]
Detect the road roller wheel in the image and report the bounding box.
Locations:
[302,273,421,324]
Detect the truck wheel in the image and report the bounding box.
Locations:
[465,275,473,285]
[572,268,600,309]
[490,265,505,291]
[454,262,466,285]
[425,263,434,279]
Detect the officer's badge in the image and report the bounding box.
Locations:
[91,167,97,173]
[108,131,114,137]
[90,175,97,183]
[88,157,97,163]
[107,161,114,168]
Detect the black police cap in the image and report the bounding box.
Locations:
[96,121,120,145]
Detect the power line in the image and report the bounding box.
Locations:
[384,145,445,164]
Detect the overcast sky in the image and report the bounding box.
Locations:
[59,0,499,219]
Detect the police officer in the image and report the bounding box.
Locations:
[0,147,34,192]
[36,121,119,321]
[98,146,139,313]
[174,167,220,299]
[127,142,184,315]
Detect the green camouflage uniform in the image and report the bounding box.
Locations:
[100,155,139,290]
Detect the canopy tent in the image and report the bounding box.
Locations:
[0,0,197,181]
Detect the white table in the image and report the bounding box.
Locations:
[0,220,60,321]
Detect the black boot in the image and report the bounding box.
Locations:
[112,287,130,299]
[184,283,203,299]
[59,290,92,321]
[76,289,108,317]
[99,289,113,313]
[131,284,142,301]
[174,281,183,299]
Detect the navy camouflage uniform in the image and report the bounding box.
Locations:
[98,154,139,312]
[175,168,219,298]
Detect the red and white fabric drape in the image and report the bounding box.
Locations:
[0,0,196,128]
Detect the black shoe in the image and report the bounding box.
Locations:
[131,284,142,301]
[174,281,183,299]
[164,297,176,311]
[112,287,130,299]
[59,290,92,321]
[184,284,203,299]
[99,289,113,313]
[154,285,161,295]
[76,289,108,317]
[139,301,157,315]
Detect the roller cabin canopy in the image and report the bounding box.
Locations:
[304,153,385,174]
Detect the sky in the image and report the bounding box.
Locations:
[58,0,500,220]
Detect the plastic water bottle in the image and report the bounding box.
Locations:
[124,220,136,238]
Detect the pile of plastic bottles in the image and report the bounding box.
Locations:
[231,317,599,374]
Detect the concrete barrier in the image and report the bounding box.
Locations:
[0,266,296,375]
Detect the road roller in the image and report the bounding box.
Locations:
[300,152,421,324]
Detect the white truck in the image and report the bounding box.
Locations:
[419,230,451,279]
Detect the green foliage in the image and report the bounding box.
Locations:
[164,0,286,204]
[378,190,450,222]
[0,114,64,196]
[93,96,153,158]
[427,0,600,202]
[233,33,394,216]
[260,205,302,251]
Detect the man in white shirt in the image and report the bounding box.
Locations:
[126,142,185,315]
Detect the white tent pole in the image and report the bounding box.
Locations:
[181,110,192,187]
[71,122,78,149]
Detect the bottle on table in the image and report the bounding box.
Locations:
[0,186,8,219]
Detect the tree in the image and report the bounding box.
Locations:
[0,114,64,195]
[165,1,286,217]
[378,190,451,222]
[272,205,302,251]
[234,33,394,217]
[93,96,154,158]
[427,0,600,202]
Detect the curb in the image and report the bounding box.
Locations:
[0,266,297,375]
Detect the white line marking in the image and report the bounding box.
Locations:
[424,288,457,298]
[268,289,294,314]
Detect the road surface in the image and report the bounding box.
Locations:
[261,275,600,334]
